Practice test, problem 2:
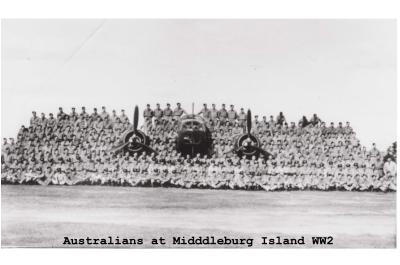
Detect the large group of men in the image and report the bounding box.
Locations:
[1,103,397,192]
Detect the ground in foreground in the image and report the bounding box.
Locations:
[1,185,396,248]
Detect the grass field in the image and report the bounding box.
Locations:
[1,185,396,248]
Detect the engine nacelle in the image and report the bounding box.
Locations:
[235,133,261,157]
[123,129,150,154]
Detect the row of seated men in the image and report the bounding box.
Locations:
[1,150,396,192]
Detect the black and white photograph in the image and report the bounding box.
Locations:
[1,19,396,249]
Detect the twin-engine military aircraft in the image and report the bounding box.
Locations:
[110,105,273,160]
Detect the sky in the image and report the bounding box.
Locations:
[1,19,396,149]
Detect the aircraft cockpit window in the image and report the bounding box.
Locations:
[181,120,204,131]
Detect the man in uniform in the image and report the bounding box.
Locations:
[110,110,118,124]
[253,115,261,133]
[153,103,163,123]
[218,104,228,125]
[344,121,354,135]
[227,105,238,125]
[57,107,66,120]
[213,162,227,189]
[47,113,57,128]
[163,103,173,122]
[78,106,88,119]
[143,104,154,131]
[93,116,104,133]
[327,122,336,134]
[268,161,279,191]
[90,108,99,121]
[139,158,150,186]
[39,113,48,128]
[210,104,219,124]
[37,166,53,186]
[260,116,268,133]
[268,115,276,129]
[173,103,186,120]
[70,107,78,119]
[2,138,10,154]
[238,108,247,128]
[159,160,170,187]
[337,122,345,134]
[148,159,159,187]
[174,161,186,188]
[294,163,305,191]
[383,157,396,178]
[341,164,353,191]
[276,112,286,126]
[309,113,322,126]
[100,106,109,120]
[128,160,140,186]
[359,164,371,191]
[120,109,130,124]
[30,111,40,127]
[198,103,211,121]
[170,159,183,187]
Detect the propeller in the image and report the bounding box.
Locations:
[109,141,130,153]
[133,105,139,131]
[223,144,246,155]
[232,108,273,160]
[247,109,252,137]
[224,145,245,155]
[108,106,157,155]
[223,148,235,155]
[132,141,158,155]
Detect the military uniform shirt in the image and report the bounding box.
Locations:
[173,108,184,117]
[210,109,219,120]
[143,109,154,118]
[199,108,211,119]
[228,110,238,120]
[153,108,163,119]
[163,108,173,117]
[238,112,246,124]
[218,109,228,119]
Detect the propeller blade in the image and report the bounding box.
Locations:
[109,141,130,153]
[251,145,273,159]
[223,147,236,155]
[133,141,158,155]
[237,145,246,152]
[247,109,252,135]
[133,105,139,131]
